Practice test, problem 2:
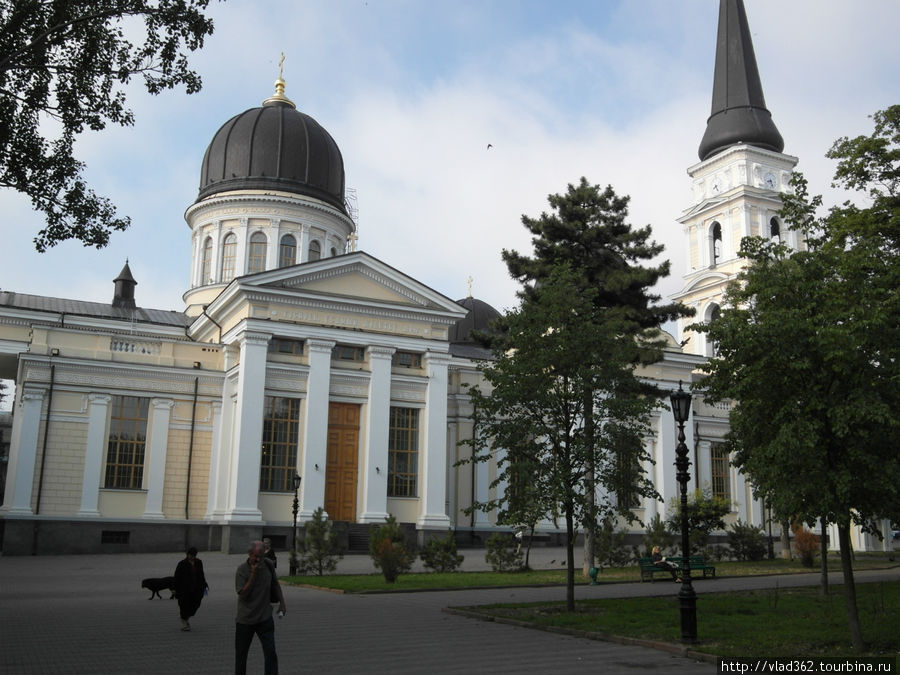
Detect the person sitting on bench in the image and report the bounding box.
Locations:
[651,546,681,582]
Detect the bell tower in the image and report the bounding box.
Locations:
[674,0,803,356]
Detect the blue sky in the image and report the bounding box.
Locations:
[1,0,898,319]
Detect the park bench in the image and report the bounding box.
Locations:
[638,555,716,582]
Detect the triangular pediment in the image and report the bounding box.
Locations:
[244,252,460,312]
[191,251,468,343]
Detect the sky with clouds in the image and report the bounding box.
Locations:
[1,0,898,320]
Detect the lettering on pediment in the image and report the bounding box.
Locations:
[266,306,434,338]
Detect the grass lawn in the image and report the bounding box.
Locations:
[283,554,896,593]
[454,581,900,659]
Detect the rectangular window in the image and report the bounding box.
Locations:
[615,450,642,509]
[268,338,304,355]
[388,407,419,497]
[392,351,422,368]
[260,396,301,492]
[104,396,150,489]
[711,443,731,502]
[333,345,365,362]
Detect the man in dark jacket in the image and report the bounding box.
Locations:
[174,546,208,631]
[235,540,286,674]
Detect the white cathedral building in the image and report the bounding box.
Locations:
[0,0,891,555]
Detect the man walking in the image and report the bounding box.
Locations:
[235,540,286,675]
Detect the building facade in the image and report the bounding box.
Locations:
[1,0,890,556]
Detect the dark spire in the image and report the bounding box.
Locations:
[112,260,137,309]
[698,0,784,161]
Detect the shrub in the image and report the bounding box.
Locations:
[728,520,767,561]
[485,532,524,572]
[369,515,413,582]
[296,507,344,576]
[792,525,819,568]
[420,531,464,573]
[640,513,677,558]
[666,488,731,552]
[593,517,632,567]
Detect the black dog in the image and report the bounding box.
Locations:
[141,576,176,600]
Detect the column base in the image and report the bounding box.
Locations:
[416,513,451,530]
[223,509,263,522]
[358,511,390,524]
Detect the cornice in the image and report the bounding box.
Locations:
[185,192,355,230]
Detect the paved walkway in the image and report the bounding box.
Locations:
[0,547,896,674]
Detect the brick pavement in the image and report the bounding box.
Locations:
[0,548,896,674]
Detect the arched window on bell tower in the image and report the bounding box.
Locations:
[769,217,781,244]
[706,303,721,357]
[710,221,723,267]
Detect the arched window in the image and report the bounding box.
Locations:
[711,221,722,266]
[769,217,781,244]
[221,233,237,282]
[308,239,321,262]
[200,236,212,284]
[279,234,296,267]
[707,303,721,357]
[330,246,337,258]
[248,231,267,274]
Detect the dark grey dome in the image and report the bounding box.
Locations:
[449,297,501,343]
[198,98,346,213]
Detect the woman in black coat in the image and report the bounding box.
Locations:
[174,547,208,631]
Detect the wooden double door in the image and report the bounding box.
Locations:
[324,402,361,522]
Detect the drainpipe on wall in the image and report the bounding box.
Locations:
[185,376,199,522]
[32,359,56,555]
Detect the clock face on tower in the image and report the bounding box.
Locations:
[764,172,777,189]
[711,176,723,194]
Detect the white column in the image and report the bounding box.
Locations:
[204,400,224,519]
[735,463,749,522]
[143,398,174,519]
[266,218,281,270]
[298,224,311,263]
[209,220,222,283]
[224,331,269,521]
[77,394,111,517]
[359,346,393,523]
[446,421,459,527]
[0,388,45,515]
[696,440,712,491]
[417,352,452,530]
[210,346,239,518]
[235,217,249,276]
[473,431,491,527]
[299,339,334,520]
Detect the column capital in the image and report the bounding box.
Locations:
[88,393,112,405]
[367,345,396,361]
[424,351,452,367]
[235,330,271,349]
[20,387,46,403]
[307,339,336,355]
[150,398,175,411]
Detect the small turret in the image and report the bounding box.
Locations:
[112,261,137,309]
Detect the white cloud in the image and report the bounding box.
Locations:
[1,0,897,322]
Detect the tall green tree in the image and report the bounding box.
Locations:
[694,106,900,651]
[465,264,660,611]
[0,0,218,251]
[502,177,692,573]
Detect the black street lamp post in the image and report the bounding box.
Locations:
[670,381,697,643]
[290,473,301,576]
